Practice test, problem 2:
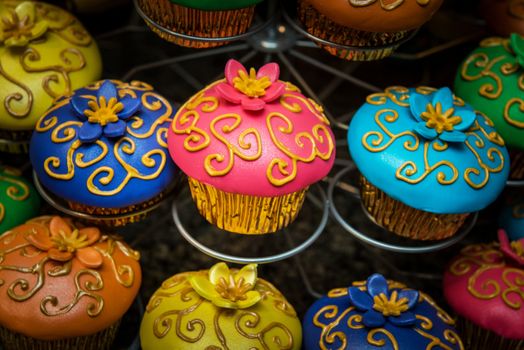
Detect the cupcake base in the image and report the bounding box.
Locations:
[509,149,524,180]
[457,317,524,350]
[0,129,31,154]
[188,177,307,234]
[297,0,410,61]
[138,0,255,48]
[0,321,120,350]
[360,176,469,240]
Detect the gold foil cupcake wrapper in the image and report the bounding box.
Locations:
[138,0,255,48]
[509,149,524,180]
[297,1,409,61]
[456,316,524,350]
[188,177,307,234]
[360,176,469,240]
[0,320,120,350]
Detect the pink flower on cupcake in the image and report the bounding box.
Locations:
[498,229,524,267]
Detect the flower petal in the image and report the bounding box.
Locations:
[78,122,103,143]
[389,311,417,327]
[453,108,476,131]
[414,123,438,140]
[5,36,28,47]
[216,82,243,104]
[50,216,72,238]
[71,94,91,119]
[499,229,524,266]
[209,262,230,285]
[440,130,466,143]
[80,227,101,245]
[30,21,48,40]
[118,96,141,120]
[241,97,265,111]
[257,62,280,82]
[367,274,389,298]
[189,275,221,301]
[26,230,53,251]
[103,120,126,138]
[510,34,524,59]
[76,247,103,268]
[261,82,286,103]
[225,59,247,86]
[98,80,118,100]
[234,290,262,309]
[433,87,454,111]
[348,286,374,310]
[235,264,257,288]
[410,93,430,122]
[48,248,73,262]
[362,310,386,328]
[212,297,239,309]
[16,2,36,24]
[398,290,419,309]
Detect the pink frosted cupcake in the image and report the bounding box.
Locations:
[167,59,335,234]
[443,230,524,349]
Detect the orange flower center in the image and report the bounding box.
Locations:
[421,102,462,134]
[84,96,123,126]
[215,276,252,302]
[232,68,272,98]
[372,291,409,317]
[1,11,34,41]
[511,241,524,257]
[51,229,90,253]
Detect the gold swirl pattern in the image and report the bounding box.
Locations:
[37,82,172,196]
[171,81,334,187]
[461,38,524,129]
[361,88,505,189]
[348,0,430,10]
[449,243,524,310]
[312,281,463,350]
[144,272,298,349]
[0,1,94,121]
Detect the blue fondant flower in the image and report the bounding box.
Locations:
[72,80,141,143]
[510,33,524,69]
[347,274,419,328]
[409,87,476,143]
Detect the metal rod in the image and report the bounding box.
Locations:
[169,63,204,90]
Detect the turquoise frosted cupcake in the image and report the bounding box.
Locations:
[347,86,509,240]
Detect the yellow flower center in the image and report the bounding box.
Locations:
[420,102,462,134]
[232,68,272,98]
[1,10,34,41]
[372,291,409,317]
[84,96,123,126]
[511,241,524,257]
[51,229,89,253]
[215,276,253,302]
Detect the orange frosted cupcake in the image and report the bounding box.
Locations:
[0,216,141,350]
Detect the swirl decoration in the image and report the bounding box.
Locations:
[461,38,524,129]
[313,282,463,350]
[0,171,31,225]
[0,1,93,119]
[361,88,505,189]
[37,83,171,196]
[449,243,524,310]
[0,220,137,317]
[146,273,296,348]
[172,81,334,187]
[348,0,430,10]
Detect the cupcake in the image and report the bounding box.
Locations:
[297,0,444,61]
[499,189,524,240]
[480,0,524,36]
[443,229,524,349]
[455,34,524,179]
[0,166,40,234]
[303,273,464,349]
[0,215,141,350]
[0,1,102,153]
[140,262,302,349]
[30,79,179,227]
[167,59,335,234]
[347,86,509,240]
[137,0,263,48]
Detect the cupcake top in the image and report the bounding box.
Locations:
[347,86,509,214]
[304,0,444,32]
[0,215,141,340]
[443,230,524,339]
[303,273,463,350]
[480,0,524,36]
[0,166,40,234]
[167,59,335,196]
[140,262,302,349]
[30,79,178,208]
[0,1,101,131]
[455,34,524,150]
[169,0,263,10]
[499,189,524,241]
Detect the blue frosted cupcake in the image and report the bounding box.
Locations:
[347,86,509,240]
[30,80,178,226]
[303,273,464,350]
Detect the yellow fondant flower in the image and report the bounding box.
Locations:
[189,262,262,309]
[0,2,48,47]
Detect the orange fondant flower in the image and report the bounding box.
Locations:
[26,216,103,268]
[0,2,48,47]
